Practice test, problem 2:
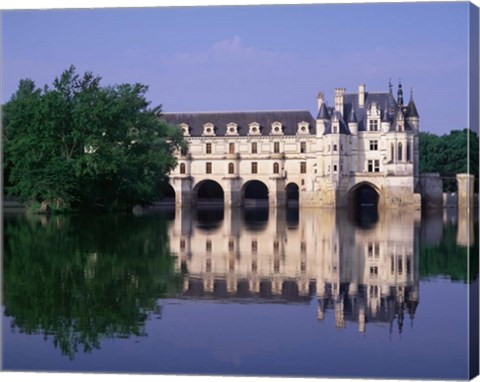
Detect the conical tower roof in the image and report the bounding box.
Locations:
[317,102,330,120]
[406,90,419,118]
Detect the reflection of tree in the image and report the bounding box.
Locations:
[419,223,478,282]
[3,213,183,359]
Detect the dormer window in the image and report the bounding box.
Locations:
[179,123,190,136]
[369,120,379,131]
[226,122,239,136]
[248,122,261,136]
[332,124,339,134]
[203,123,215,136]
[271,121,283,135]
[367,102,381,132]
[297,121,309,135]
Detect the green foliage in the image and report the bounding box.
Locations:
[3,213,184,359]
[419,222,478,282]
[419,129,479,191]
[3,66,186,211]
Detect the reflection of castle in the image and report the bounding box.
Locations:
[170,208,420,332]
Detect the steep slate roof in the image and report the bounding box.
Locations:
[343,92,402,132]
[324,110,351,135]
[162,110,317,136]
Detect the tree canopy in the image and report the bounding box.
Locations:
[3,66,185,211]
[419,129,479,191]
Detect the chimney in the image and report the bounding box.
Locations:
[334,88,345,115]
[317,92,324,112]
[358,84,365,108]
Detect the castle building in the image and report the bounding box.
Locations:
[163,82,421,209]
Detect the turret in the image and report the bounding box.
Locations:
[406,88,419,132]
[381,103,391,133]
[316,101,329,136]
[317,92,324,112]
[348,106,358,135]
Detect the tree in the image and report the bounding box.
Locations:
[3,66,186,211]
[419,129,479,192]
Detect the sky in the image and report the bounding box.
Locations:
[1,1,474,134]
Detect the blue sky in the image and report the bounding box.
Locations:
[2,2,472,134]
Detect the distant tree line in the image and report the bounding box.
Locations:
[3,66,186,212]
[419,129,479,192]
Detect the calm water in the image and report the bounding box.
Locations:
[2,206,478,379]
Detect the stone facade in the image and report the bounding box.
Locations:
[164,82,422,209]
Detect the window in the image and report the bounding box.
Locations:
[300,162,307,174]
[333,144,338,152]
[398,142,403,161]
[398,258,403,275]
[370,140,378,150]
[251,162,258,174]
[229,143,235,154]
[369,120,379,131]
[180,239,185,251]
[407,142,411,161]
[273,240,279,254]
[206,240,212,252]
[368,243,380,257]
[180,163,186,174]
[206,143,212,154]
[274,142,280,153]
[300,142,307,153]
[251,142,257,154]
[251,240,258,253]
[301,241,306,254]
[206,162,212,174]
[333,165,338,173]
[369,266,378,276]
[228,163,235,174]
[301,179,305,186]
[367,160,380,172]
[205,258,212,272]
[273,162,280,174]
[252,260,257,272]
[228,240,234,252]
[391,143,395,161]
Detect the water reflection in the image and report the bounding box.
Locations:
[3,214,183,359]
[171,207,421,332]
[3,205,477,364]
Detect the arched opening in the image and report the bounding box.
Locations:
[158,182,176,205]
[349,183,379,228]
[195,180,224,206]
[228,162,235,174]
[286,183,299,205]
[242,180,269,207]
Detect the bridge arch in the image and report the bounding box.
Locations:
[160,182,176,205]
[347,181,380,207]
[286,182,299,205]
[193,179,224,205]
[241,180,269,206]
[347,181,380,228]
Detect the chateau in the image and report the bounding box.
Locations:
[164,82,421,209]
